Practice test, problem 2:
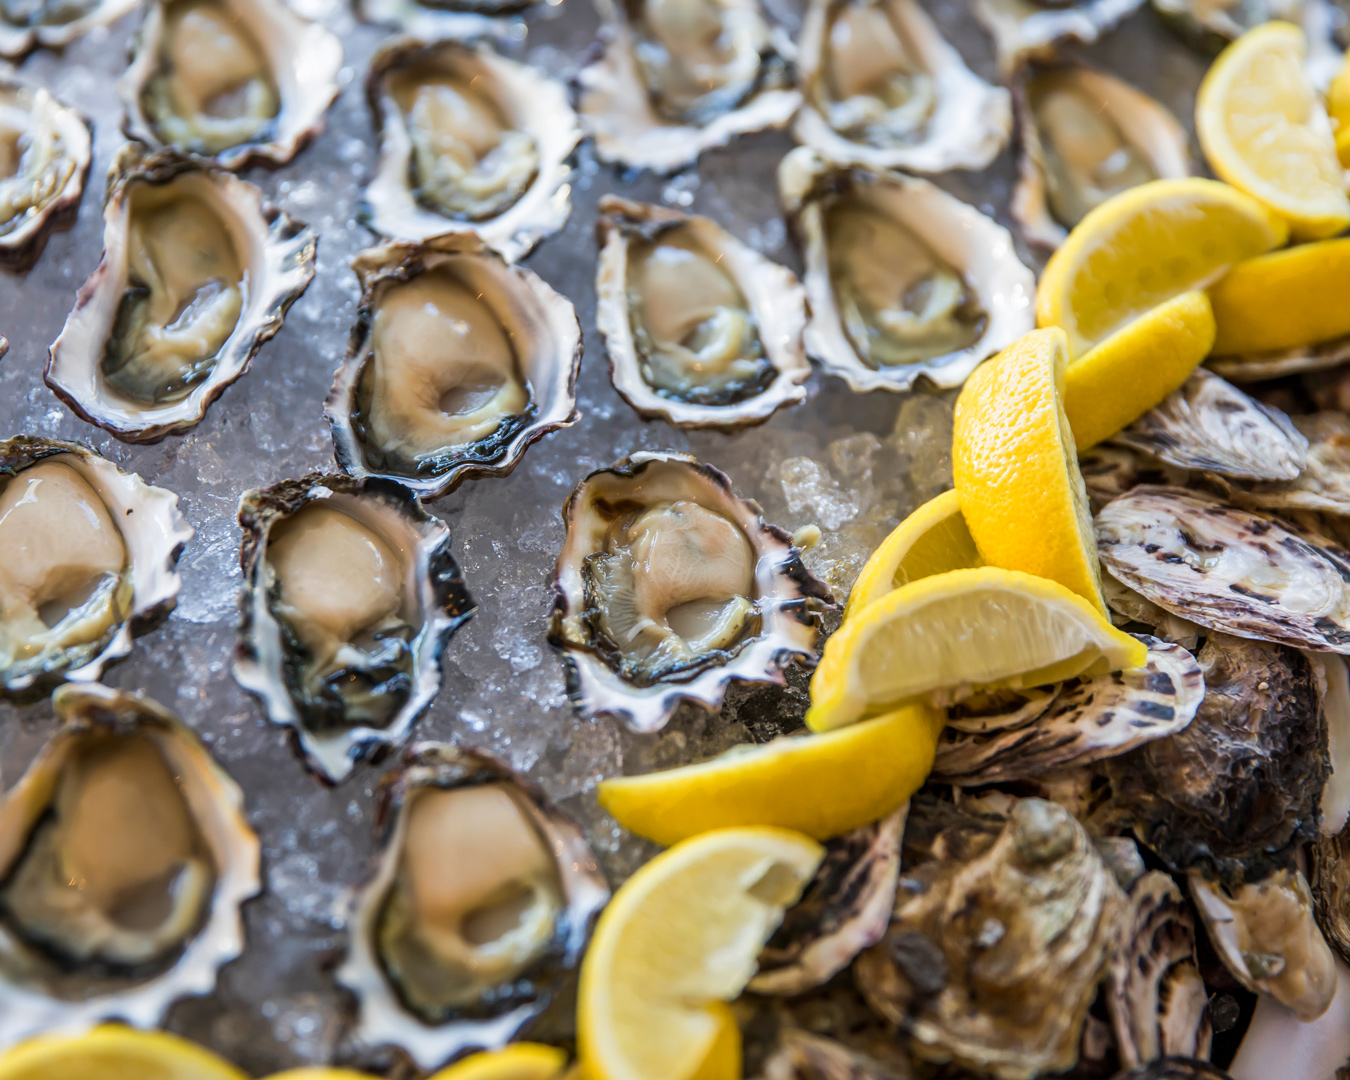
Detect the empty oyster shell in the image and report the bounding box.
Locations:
[1207,337,1350,383]
[1012,63,1191,250]
[46,148,316,444]
[0,80,90,272]
[974,0,1146,73]
[576,0,800,172]
[0,437,191,697]
[793,0,1012,174]
[548,452,832,733]
[594,196,809,429]
[233,475,475,783]
[118,0,342,169]
[361,36,581,262]
[1230,412,1350,516]
[0,0,136,57]
[0,683,259,1046]
[337,744,608,1069]
[325,236,581,501]
[780,147,1035,393]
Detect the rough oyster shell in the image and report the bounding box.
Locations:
[0,0,136,58]
[361,36,581,262]
[337,744,608,1069]
[780,147,1035,393]
[594,196,809,429]
[118,0,342,170]
[1112,1061,1235,1079]
[233,474,475,782]
[576,0,801,173]
[0,436,191,696]
[760,1030,907,1079]
[0,80,91,272]
[1080,443,1180,514]
[1230,412,1350,517]
[548,452,832,733]
[325,235,581,501]
[46,147,316,444]
[1207,336,1350,383]
[974,0,1146,74]
[944,683,1061,734]
[1151,0,1338,69]
[0,683,259,1047]
[355,0,525,38]
[793,0,1012,174]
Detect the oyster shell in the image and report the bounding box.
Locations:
[0,0,136,58]
[0,80,90,272]
[337,744,608,1069]
[0,437,191,697]
[594,196,809,429]
[1207,336,1350,383]
[355,0,522,38]
[118,0,342,169]
[0,683,259,1046]
[780,147,1035,393]
[361,36,581,262]
[233,475,475,782]
[1151,0,1336,63]
[46,147,316,444]
[1227,958,1350,1080]
[760,1030,908,1079]
[325,236,581,500]
[974,0,1146,73]
[1310,651,1350,835]
[548,452,832,733]
[1230,412,1350,517]
[576,0,800,172]
[945,683,1061,734]
[1079,443,1180,514]
[793,0,1012,174]
[1112,1061,1235,1079]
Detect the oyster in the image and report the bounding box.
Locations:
[1079,443,1180,514]
[1311,651,1350,835]
[1013,63,1191,250]
[854,798,1127,1080]
[233,475,475,782]
[1231,412,1350,517]
[944,684,1061,734]
[761,1030,908,1079]
[1208,336,1350,383]
[0,0,136,57]
[337,744,608,1069]
[0,437,191,696]
[548,453,832,733]
[594,196,809,429]
[974,0,1146,73]
[361,36,581,263]
[325,236,581,500]
[47,147,316,444]
[119,0,342,169]
[0,684,259,1046]
[1112,1062,1235,1079]
[0,80,91,272]
[576,0,800,172]
[780,147,1035,393]
[1151,0,1336,63]
[355,0,522,38]
[793,0,1012,174]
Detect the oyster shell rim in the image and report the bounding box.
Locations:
[0,0,139,59]
[973,0,1147,75]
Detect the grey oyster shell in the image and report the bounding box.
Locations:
[1110,1061,1234,1080]
[0,0,136,57]
[1231,412,1350,517]
[0,436,192,697]
[0,684,259,1047]
[1079,443,1180,514]
[355,0,529,37]
[1208,336,1350,383]
[854,798,1127,1080]
[944,683,1061,734]
[325,235,581,501]
[974,0,1146,74]
[337,743,608,1069]
[233,474,475,782]
[46,147,316,444]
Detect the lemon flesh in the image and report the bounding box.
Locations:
[1209,239,1350,355]
[426,1045,568,1080]
[578,827,823,1080]
[806,567,1147,733]
[1331,52,1350,168]
[690,1003,741,1080]
[0,1027,247,1080]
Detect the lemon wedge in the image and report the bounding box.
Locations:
[264,1072,383,1079]
[805,567,1146,733]
[0,1026,247,1080]
[1330,51,1350,168]
[425,1045,568,1080]
[690,1003,740,1080]
[1209,238,1350,355]
[578,827,823,1080]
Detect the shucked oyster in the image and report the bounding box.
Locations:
[47,147,316,444]
[594,196,809,429]
[974,0,1146,73]
[0,684,259,1046]
[361,37,581,263]
[326,236,581,501]
[0,437,191,697]
[119,0,342,169]
[355,0,527,38]
[234,475,475,782]
[794,0,1012,174]
[0,0,136,57]
[548,453,832,733]
[338,744,608,1069]
[577,0,800,172]
[0,80,90,272]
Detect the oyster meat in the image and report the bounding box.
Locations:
[0,0,136,57]
[233,475,475,782]
[326,236,581,500]
[548,453,832,733]
[47,147,316,443]
[595,196,810,429]
[338,745,608,1069]
[974,0,1147,73]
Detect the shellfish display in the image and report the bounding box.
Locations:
[974,0,1147,73]
[0,0,136,57]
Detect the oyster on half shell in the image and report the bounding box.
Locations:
[974,0,1146,73]
[548,453,832,733]
[594,195,809,429]
[325,236,581,501]
[0,0,136,58]
[47,147,316,444]
[355,0,529,38]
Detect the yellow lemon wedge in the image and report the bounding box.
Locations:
[598,701,943,846]
[1063,290,1217,450]
[0,1026,248,1080]
[804,567,1146,733]
[577,827,823,1080]
[426,1045,569,1080]
[690,1003,740,1080]
[264,1072,383,1079]
[1037,178,1287,357]
[1209,238,1350,355]
[1196,21,1350,239]
[952,327,1104,612]
[1330,51,1350,168]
